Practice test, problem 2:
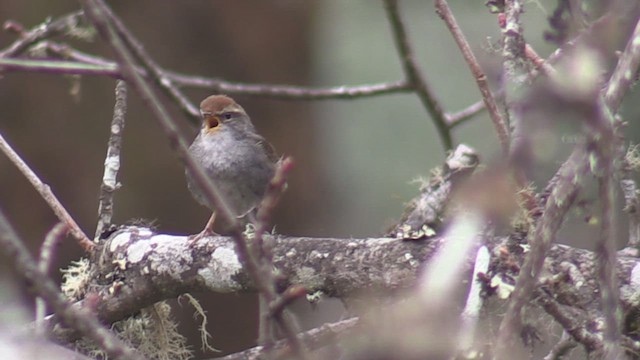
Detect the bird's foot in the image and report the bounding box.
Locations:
[188,227,219,246]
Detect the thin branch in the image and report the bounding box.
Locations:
[36,222,68,335]
[268,285,307,319]
[175,76,413,100]
[0,132,94,251]
[496,146,589,354]
[592,102,623,359]
[604,16,640,111]
[542,332,577,360]
[214,317,359,360]
[0,56,413,100]
[79,1,309,357]
[253,157,296,347]
[0,11,85,58]
[434,0,510,154]
[78,0,238,233]
[446,99,486,128]
[596,154,623,359]
[535,289,603,353]
[620,178,640,252]
[383,0,452,151]
[524,44,554,76]
[0,210,142,360]
[0,57,119,77]
[256,157,295,256]
[97,5,199,121]
[0,11,409,102]
[95,80,127,239]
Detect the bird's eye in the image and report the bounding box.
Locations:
[223,112,233,120]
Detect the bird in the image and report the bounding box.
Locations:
[185,95,277,236]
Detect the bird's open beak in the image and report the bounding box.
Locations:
[205,116,220,131]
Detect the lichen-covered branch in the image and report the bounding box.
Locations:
[0,210,141,360]
[44,226,640,354]
[95,80,127,239]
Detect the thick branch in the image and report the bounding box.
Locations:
[46,226,640,349]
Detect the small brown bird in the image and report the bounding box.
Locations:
[186,95,277,235]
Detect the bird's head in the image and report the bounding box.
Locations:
[199,95,252,134]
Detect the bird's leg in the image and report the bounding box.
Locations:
[189,212,219,242]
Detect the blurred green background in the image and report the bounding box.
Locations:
[2,0,640,357]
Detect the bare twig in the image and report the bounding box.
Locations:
[496,146,588,354]
[0,210,141,360]
[446,99,486,128]
[0,132,94,251]
[35,222,68,335]
[595,151,622,359]
[0,11,85,58]
[604,17,640,111]
[97,5,199,121]
[79,1,309,357]
[591,102,623,359]
[268,285,307,319]
[253,157,297,346]
[254,157,297,347]
[95,80,127,239]
[524,44,553,76]
[620,178,640,252]
[434,0,510,154]
[535,289,603,353]
[383,0,452,151]
[42,41,116,67]
[542,332,577,360]
[0,57,119,77]
[78,0,237,231]
[176,76,412,100]
[496,9,640,355]
[0,56,413,100]
[214,317,359,360]
[596,16,640,357]
[255,157,295,256]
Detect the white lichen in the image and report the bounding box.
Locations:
[60,258,92,301]
[75,302,192,360]
[198,247,242,292]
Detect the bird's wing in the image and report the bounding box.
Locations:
[247,132,280,164]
